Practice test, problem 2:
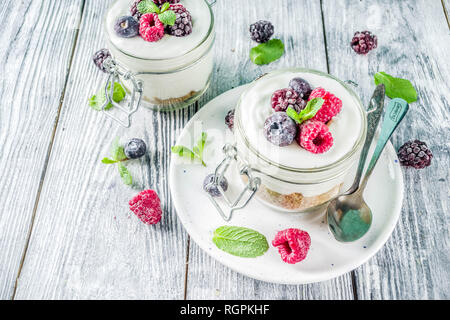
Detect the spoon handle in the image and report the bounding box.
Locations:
[360,98,409,190]
[347,84,385,194]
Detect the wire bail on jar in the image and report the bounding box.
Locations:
[206,143,261,221]
[101,58,143,128]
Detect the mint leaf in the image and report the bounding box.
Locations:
[160,2,170,12]
[102,157,118,164]
[158,10,176,26]
[111,138,128,161]
[171,132,207,166]
[213,226,269,258]
[250,39,284,65]
[287,97,324,124]
[117,163,132,185]
[171,145,195,160]
[137,0,160,14]
[374,72,417,103]
[89,82,126,111]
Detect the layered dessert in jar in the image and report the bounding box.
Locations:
[105,0,214,110]
[234,68,367,212]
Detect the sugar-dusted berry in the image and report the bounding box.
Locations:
[298,120,333,154]
[271,88,306,112]
[308,87,342,123]
[129,189,162,225]
[351,31,378,54]
[397,140,433,169]
[165,4,193,37]
[272,228,311,264]
[139,13,165,42]
[264,112,297,147]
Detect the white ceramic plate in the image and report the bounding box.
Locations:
[169,85,404,284]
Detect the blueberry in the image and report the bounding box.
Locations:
[289,77,312,100]
[263,112,297,147]
[114,16,139,38]
[203,174,228,197]
[124,138,147,159]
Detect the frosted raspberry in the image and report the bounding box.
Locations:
[139,13,165,42]
[298,120,333,154]
[129,189,162,225]
[272,228,311,264]
[271,88,307,112]
[308,87,342,123]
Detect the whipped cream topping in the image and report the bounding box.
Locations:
[106,0,211,60]
[238,71,364,169]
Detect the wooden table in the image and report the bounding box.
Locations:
[1,0,449,300]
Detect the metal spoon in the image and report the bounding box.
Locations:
[327,97,409,242]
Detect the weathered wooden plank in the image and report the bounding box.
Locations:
[185,0,355,299]
[0,0,83,299]
[322,0,450,299]
[13,0,190,299]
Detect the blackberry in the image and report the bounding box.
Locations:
[92,48,111,73]
[397,140,433,169]
[124,138,147,159]
[153,0,180,4]
[165,4,192,37]
[351,31,378,54]
[264,112,297,147]
[289,77,312,100]
[225,109,235,130]
[203,174,228,197]
[114,16,140,38]
[130,0,143,21]
[249,20,274,43]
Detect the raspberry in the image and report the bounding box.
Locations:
[271,88,307,112]
[139,13,165,42]
[264,112,297,147]
[165,4,192,37]
[397,140,433,169]
[249,20,274,43]
[225,109,235,130]
[92,48,111,73]
[298,120,333,154]
[351,31,378,54]
[272,228,311,264]
[129,189,162,225]
[308,87,342,123]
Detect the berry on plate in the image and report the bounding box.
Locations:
[272,228,311,264]
[264,112,297,147]
[92,48,111,73]
[351,30,378,54]
[124,138,147,159]
[139,13,165,42]
[249,20,274,43]
[397,140,433,169]
[289,77,312,100]
[298,120,333,154]
[225,109,235,131]
[203,174,228,197]
[114,16,140,38]
[129,189,162,225]
[271,88,306,112]
[165,4,193,37]
[308,87,342,123]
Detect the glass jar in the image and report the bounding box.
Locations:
[103,0,215,116]
[232,68,367,213]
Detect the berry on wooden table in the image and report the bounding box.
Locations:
[298,120,333,154]
[351,31,378,54]
[397,140,433,169]
[129,189,162,225]
[249,20,274,43]
[124,138,147,159]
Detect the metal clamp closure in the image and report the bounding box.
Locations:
[207,144,261,221]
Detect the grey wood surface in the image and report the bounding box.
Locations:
[0,0,448,300]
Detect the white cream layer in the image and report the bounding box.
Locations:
[238,71,363,169]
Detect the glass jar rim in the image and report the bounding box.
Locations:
[235,68,368,174]
[103,0,215,62]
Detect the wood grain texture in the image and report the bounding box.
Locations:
[13,0,192,299]
[322,0,450,299]
[0,0,83,299]
[185,0,354,300]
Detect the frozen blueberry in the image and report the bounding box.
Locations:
[114,16,139,38]
[203,174,228,197]
[124,138,147,159]
[289,77,312,100]
[263,112,297,147]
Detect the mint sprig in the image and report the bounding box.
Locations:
[286,97,324,125]
[374,72,417,103]
[212,226,269,258]
[171,132,207,166]
[89,82,126,111]
[137,0,176,26]
[102,138,133,186]
[117,163,132,186]
[250,39,284,65]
